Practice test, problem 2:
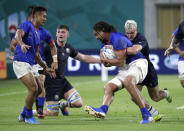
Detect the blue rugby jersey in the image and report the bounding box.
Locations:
[13,21,40,65]
[173,28,184,61]
[175,21,184,42]
[38,27,54,61]
[101,32,145,64]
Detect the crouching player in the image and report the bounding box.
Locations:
[40,25,101,116]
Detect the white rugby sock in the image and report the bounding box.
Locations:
[148,106,159,116]
[164,90,169,98]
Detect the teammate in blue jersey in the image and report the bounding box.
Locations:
[85,21,153,124]
[13,6,54,124]
[125,20,172,121]
[9,6,61,118]
[10,6,60,119]
[165,26,184,109]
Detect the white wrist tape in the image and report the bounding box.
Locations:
[52,55,58,62]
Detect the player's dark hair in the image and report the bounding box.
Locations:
[32,6,47,16]
[57,25,69,31]
[93,21,117,33]
[27,6,36,17]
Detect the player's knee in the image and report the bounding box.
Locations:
[29,87,39,95]
[104,83,118,94]
[27,81,38,93]
[71,99,83,108]
[37,87,42,95]
[46,103,59,116]
[180,80,184,88]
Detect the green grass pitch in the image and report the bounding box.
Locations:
[0,75,184,131]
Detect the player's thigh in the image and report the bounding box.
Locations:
[126,59,148,84]
[147,85,160,98]
[20,72,38,91]
[64,88,82,105]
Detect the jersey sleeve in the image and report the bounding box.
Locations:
[175,21,184,41]
[113,37,128,51]
[134,35,147,49]
[68,44,78,58]
[173,28,178,36]
[100,43,105,49]
[18,21,30,35]
[44,29,54,44]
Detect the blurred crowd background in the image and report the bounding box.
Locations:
[0,0,184,79]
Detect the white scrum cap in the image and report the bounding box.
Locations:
[124,20,137,31]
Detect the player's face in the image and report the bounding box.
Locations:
[56,28,69,43]
[35,11,47,26]
[125,29,137,41]
[93,30,107,43]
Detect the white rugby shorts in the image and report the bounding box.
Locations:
[32,64,44,72]
[178,61,184,80]
[108,59,148,89]
[13,61,39,79]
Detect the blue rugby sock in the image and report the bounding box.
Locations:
[36,97,45,107]
[25,108,33,118]
[21,106,26,117]
[100,105,109,114]
[140,107,151,119]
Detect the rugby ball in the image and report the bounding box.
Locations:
[102,47,115,59]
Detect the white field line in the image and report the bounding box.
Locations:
[0,80,101,97]
[0,90,27,97]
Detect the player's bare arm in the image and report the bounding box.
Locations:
[101,50,126,67]
[34,47,56,78]
[74,52,101,63]
[9,39,17,60]
[164,34,175,56]
[15,29,31,53]
[9,39,17,53]
[174,47,184,58]
[49,41,58,70]
[127,45,142,55]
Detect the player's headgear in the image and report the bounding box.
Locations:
[93,21,117,33]
[124,20,137,31]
